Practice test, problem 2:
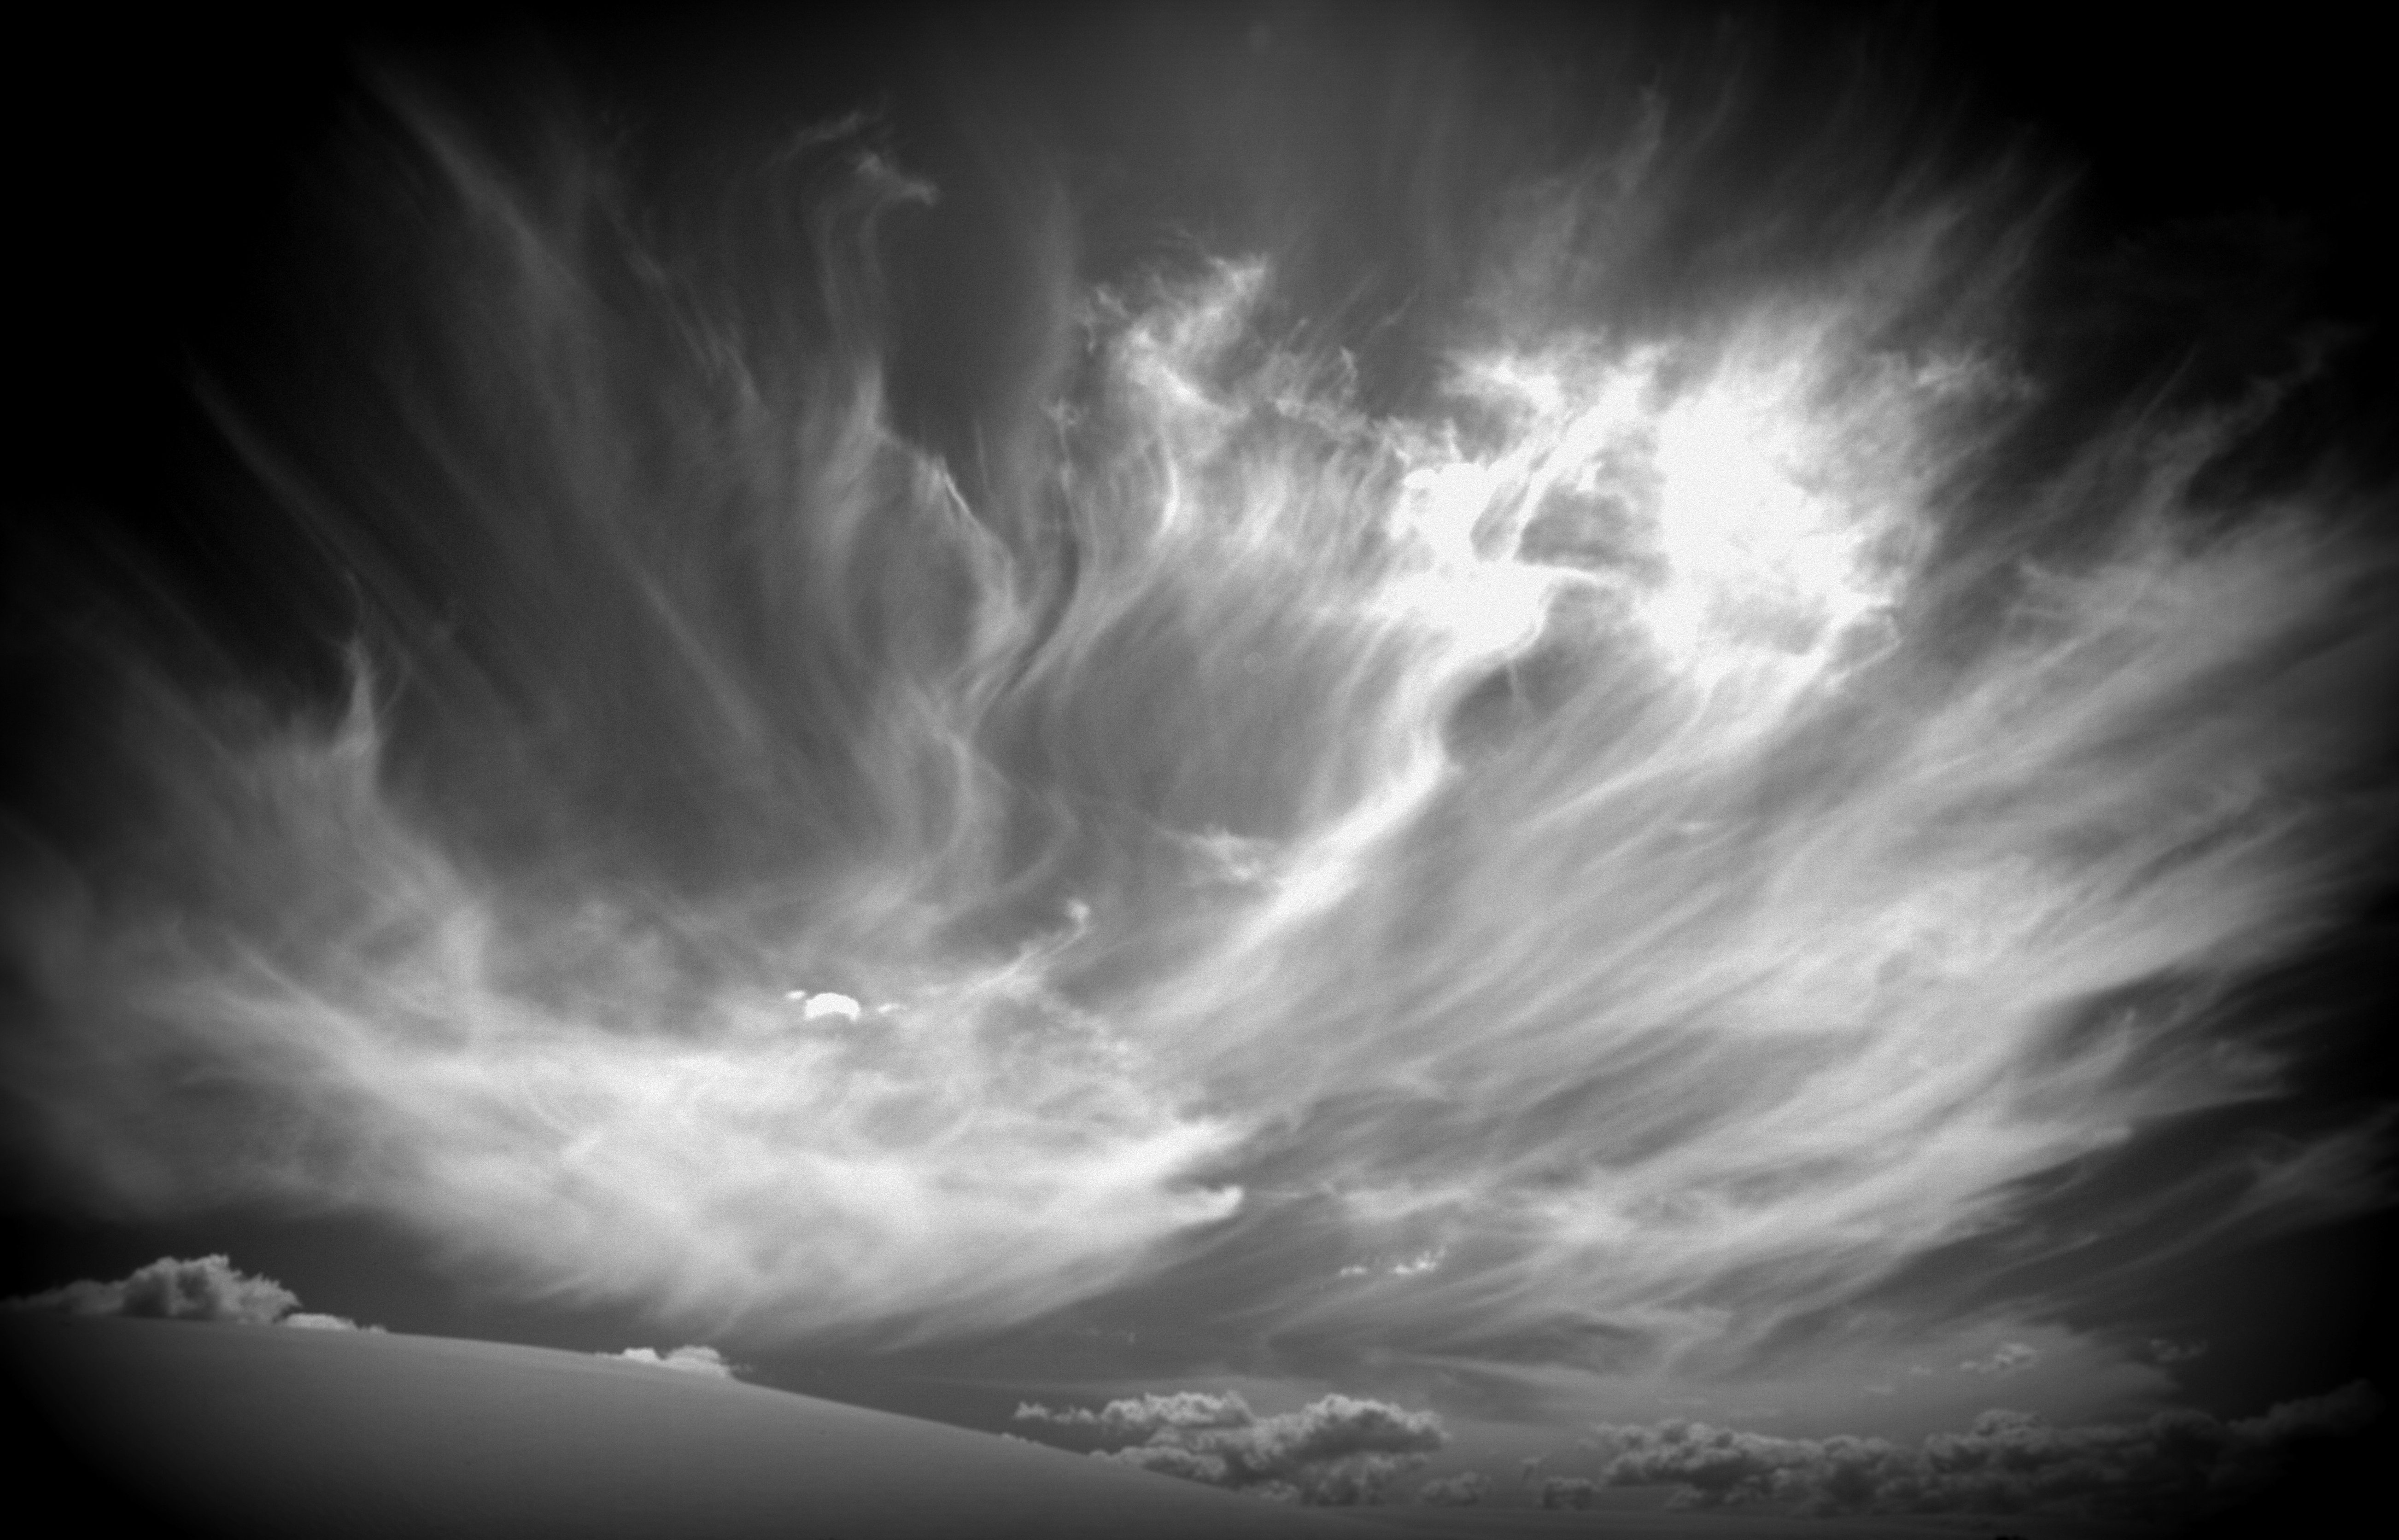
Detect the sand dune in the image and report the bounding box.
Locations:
[2,1316,2077,1539]
[3,1315,1474,1539]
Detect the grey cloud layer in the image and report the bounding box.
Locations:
[1016,1390,1447,1504]
[1414,1471,1489,1505]
[1591,1382,2381,1519]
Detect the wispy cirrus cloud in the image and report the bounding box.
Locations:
[0,14,2388,1424]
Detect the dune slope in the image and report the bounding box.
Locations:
[0,1315,1468,1539]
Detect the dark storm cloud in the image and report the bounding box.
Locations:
[1015,1390,1447,1504]
[1590,1382,2382,1519]
[3,1254,369,1329]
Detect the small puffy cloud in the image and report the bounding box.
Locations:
[6,1254,298,1325]
[1590,1382,2382,1521]
[1540,1476,1597,1508]
[786,991,862,1022]
[610,1344,738,1377]
[1017,1389,1447,1504]
[1519,1454,1545,1483]
[283,1311,381,1332]
[1416,1470,1489,1505]
[1334,1250,1445,1279]
[1960,1342,2039,1376]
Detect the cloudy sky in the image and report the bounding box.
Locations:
[6,2,2393,1526]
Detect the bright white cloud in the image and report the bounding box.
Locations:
[794,992,862,1022]
[610,1344,737,1377]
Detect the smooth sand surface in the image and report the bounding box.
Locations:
[0,1317,2106,1539]
[0,1315,1467,1539]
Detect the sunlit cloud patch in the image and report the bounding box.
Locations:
[610,1344,739,1378]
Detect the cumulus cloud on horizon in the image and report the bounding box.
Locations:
[1589,1382,2382,1521]
[1540,1476,1597,1509]
[1015,1390,1447,1504]
[608,1344,739,1378]
[2,1254,376,1330]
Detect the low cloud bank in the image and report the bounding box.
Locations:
[609,1344,738,1378]
[1414,1470,1488,1505]
[3,1254,375,1330]
[1591,1382,2382,1520]
[1539,1476,1597,1508]
[1015,1390,1447,1504]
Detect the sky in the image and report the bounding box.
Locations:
[5,3,2395,1528]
